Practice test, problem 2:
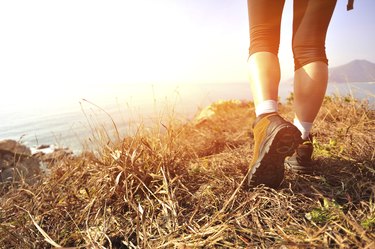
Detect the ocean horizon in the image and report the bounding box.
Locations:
[1,82,373,153]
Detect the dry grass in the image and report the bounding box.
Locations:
[0,95,374,248]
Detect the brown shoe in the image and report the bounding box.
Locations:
[247,113,301,188]
[285,135,314,173]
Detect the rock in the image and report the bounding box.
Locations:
[0,164,35,183]
[17,157,41,176]
[193,99,250,126]
[0,151,14,169]
[0,168,15,182]
[0,139,41,185]
[37,144,50,150]
[0,139,74,187]
[32,151,45,160]
[41,148,73,163]
[0,139,32,156]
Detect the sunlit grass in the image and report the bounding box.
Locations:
[0,93,374,248]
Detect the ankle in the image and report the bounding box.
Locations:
[255,100,278,117]
[294,118,312,140]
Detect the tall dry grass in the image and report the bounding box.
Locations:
[0,95,374,248]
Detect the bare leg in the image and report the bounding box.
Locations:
[246,0,301,188]
[285,61,329,172]
[247,0,285,109]
[291,0,336,137]
[247,50,302,188]
[293,61,328,123]
[247,52,281,107]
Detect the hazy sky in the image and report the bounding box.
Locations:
[1,0,374,89]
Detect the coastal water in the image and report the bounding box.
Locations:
[0,82,373,152]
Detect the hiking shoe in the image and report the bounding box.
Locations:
[247,113,302,188]
[285,135,314,173]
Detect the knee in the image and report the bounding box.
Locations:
[292,41,328,71]
[249,26,280,57]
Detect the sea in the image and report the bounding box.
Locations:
[1,82,374,153]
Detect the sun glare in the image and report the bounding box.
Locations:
[0,0,249,95]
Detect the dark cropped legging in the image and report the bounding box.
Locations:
[248,0,337,70]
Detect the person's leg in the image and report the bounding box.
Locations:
[294,62,328,138]
[247,0,301,188]
[248,53,280,115]
[247,0,284,114]
[285,0,336,173]
[292,0,337,137]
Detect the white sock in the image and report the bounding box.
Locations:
[294,118,313,140]
[255,100,278,117]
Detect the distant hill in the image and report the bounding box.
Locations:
[329,60,375,83]
[283,60,375,84]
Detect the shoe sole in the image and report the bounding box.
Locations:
[284,159,313,174]
[248,124,301,188]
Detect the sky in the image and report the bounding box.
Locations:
[0,0,374,91]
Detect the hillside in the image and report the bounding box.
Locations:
[0,96,374,248]
[329,60,375,83]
